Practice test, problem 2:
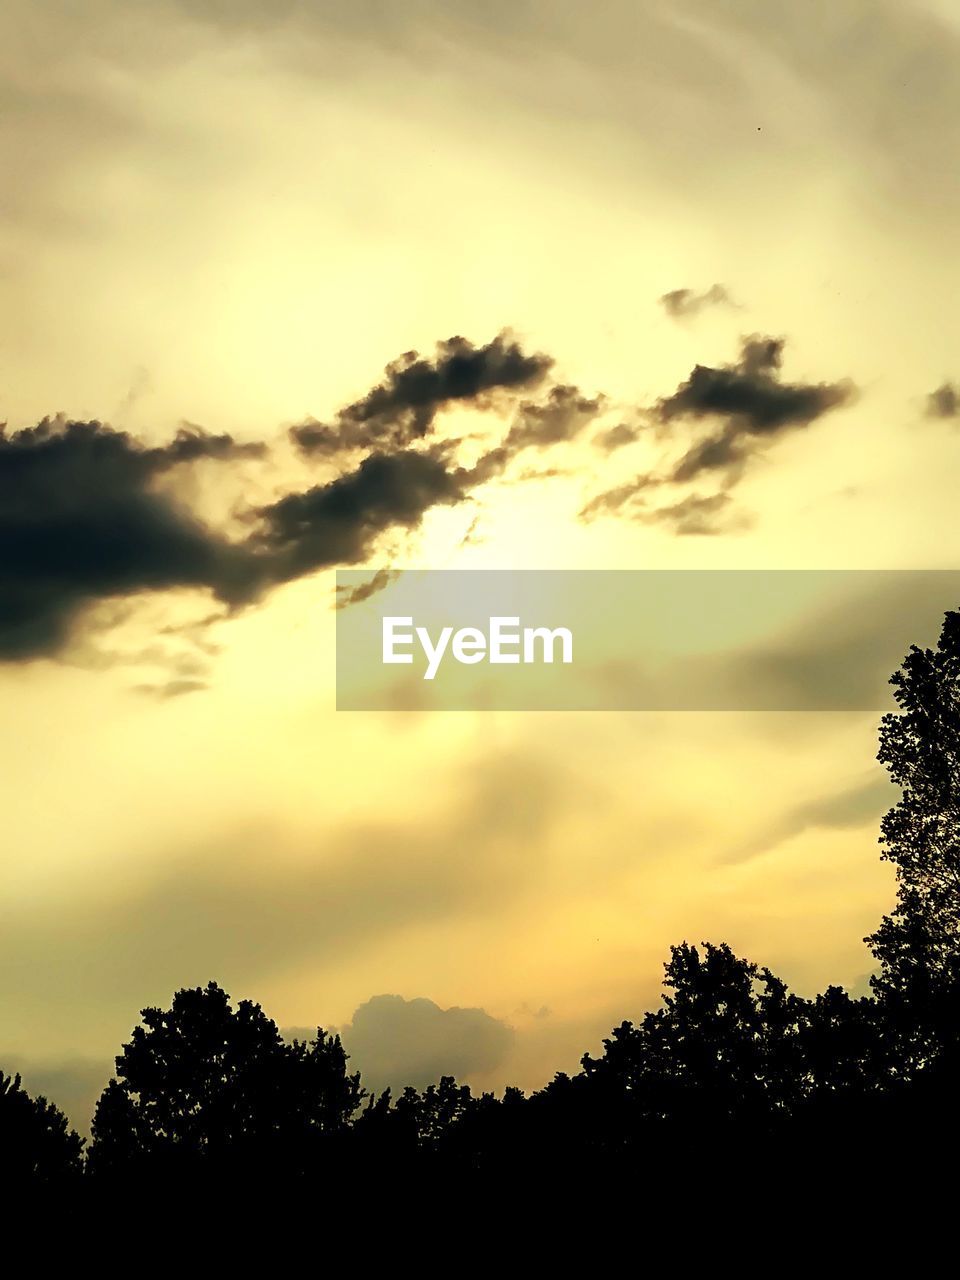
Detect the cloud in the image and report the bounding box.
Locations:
[579,474,657,521]
[640,490,745,536]
[684,0,960,216]
[0,417,267,661]
[501,384,604,453]
[330,994,514,1093]
[722,774,894,865]
[690,570,960,711]
[0,334,561,662]
[571,570,960,713]
[252,447,474,579]
[290,332,553,457]
[461,384,604,490]
[334,568,401,610]
[659,283,735,319]
[133,677,209,699]
[0,750,576,1034]
[592,422,639,453]
[0,329,852,661]
[581,336,854,525]
[659,335,855,483]
[925,381,959,419]
[581,482,741,534]
[0,421,474,661]
[156,0,960,225]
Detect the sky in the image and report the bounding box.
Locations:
[2,0,960,1133]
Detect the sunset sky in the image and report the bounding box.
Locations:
[3,0,960,1132]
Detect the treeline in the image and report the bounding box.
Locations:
[6,610,960,1192]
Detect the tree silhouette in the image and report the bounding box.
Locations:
[0,1069,84,1185]
[869,611,960,970]
[88,980,362,1182]
[862,609,960,1118]
[576,942,808,1130]
[14,607,960,1190]
[393,1075,475,1150]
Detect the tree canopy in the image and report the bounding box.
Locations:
[88,980,362,1182]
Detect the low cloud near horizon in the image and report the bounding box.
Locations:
[287,993,515,1095]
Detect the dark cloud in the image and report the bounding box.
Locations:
[592,422,639,453]
[332,994,514,1093]
[502,384,604,453]
[659,335,854,484]
[453,382,604,496]
[253,448,473,579]
[134,677,209,699]
[290,332,553,456]
[579,474,657,521]
[459,514,483,547]
[0,349,514,661]
[583,488,744,536]
[668,426,749,485]
[3,330,848,661]
[511,465,573,483]
[287,421,342,455]
[580,336,853,528]
[443,383,602,491]
[641,490,742,536]
[659,283,735,319]
[0,421,473,662]
[334,567,400,610]
[0,417,267,661]
[925,381,959,420]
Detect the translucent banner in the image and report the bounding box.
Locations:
[335,570,960,711]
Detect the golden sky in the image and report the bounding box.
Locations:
[2,0,960,1131]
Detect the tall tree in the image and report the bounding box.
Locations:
[867,609,960,1072]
